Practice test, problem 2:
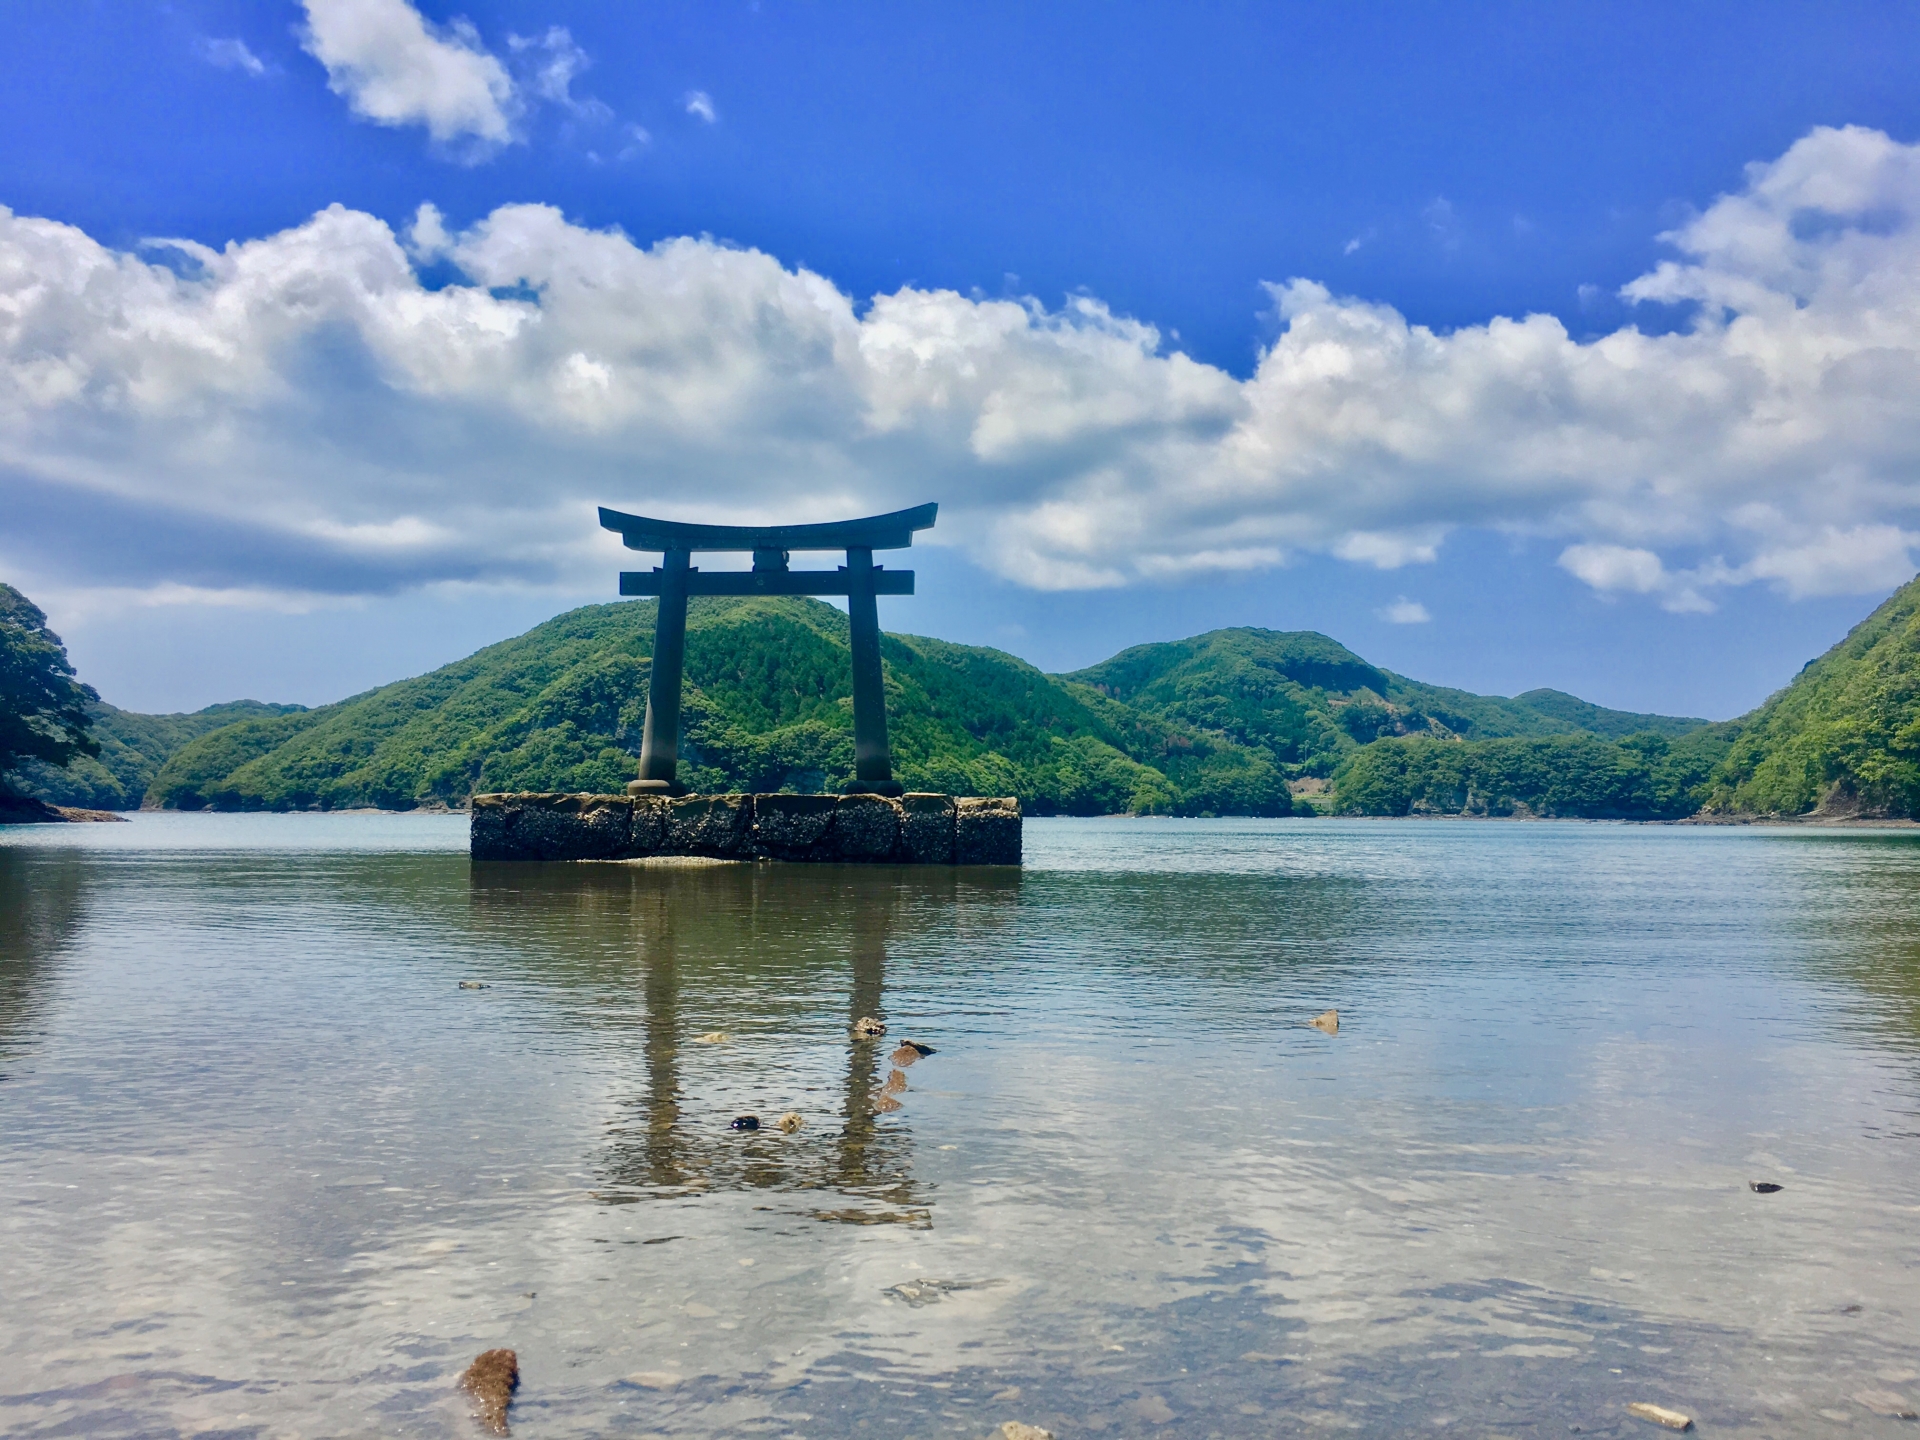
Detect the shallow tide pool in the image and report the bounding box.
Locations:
[3,814,1918,1437]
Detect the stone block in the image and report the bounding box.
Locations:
[623,795,669,856]
[897,793,956,864]
[664,794,753,857]
[832,793,901,860]
[955,796,1022,865]
[475,792,632,861]
[753,793,840,859]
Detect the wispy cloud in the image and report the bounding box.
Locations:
[684,89,717,124]
[299,0,518,153]
[1376,597,1432,624]
[195,36,268,76]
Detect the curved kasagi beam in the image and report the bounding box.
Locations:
[598,502,937,553]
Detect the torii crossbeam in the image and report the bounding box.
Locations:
[599,502,938,797]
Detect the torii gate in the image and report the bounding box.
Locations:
[599,502,938,798]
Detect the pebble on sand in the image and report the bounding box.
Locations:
[1856,1390,1920,1419]
[891,1041,936,1065]
[1625,1400,1693,1430]
[999,1424,1055,1440]
[460,1348,519,1434]
[852,1016,888,1039]
[776,1111,805,1133]
[1310,1009,1339,1035]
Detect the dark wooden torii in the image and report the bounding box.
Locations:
[599,502,938,797]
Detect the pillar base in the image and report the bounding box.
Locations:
[627,778,690,797]
[843,780,905,798]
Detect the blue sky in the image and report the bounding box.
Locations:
[4,1,1920,718]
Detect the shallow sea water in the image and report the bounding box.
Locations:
[3,814,1919,1438]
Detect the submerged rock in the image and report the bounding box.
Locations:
[1749,1180,1783,1193]
[891,1040,936,1065]
[883,1068,908,1094]
[729,1115,760,1131]
[998,1423,1054,1440]
[1856,1390,1919,1418]
[458,981,491,990]
[1625,1401,1692,1430]
[460,1348,519,1434]
[695,1031,731,1044]
[1310,1009,1339,1035]
[776,1111,805,1133]
[851,1015,888,1039]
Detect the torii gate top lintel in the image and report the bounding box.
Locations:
[601,502,938,798]
[598,503,936,556]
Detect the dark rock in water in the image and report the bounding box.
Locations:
[1749,1181,1783,1193]
[460,1348,519,1434]
[890,1041,935,1065]
[851,1015,888,1039]
[730,1115,760,1131]
[458,981,491,990]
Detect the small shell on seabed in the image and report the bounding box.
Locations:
[891,1041,935,1065]
[852,1016,887,1039]
[1749,1180,1784,1193]
[1309,1009,1339,1035]
[1625,1401,1693,1430]
[460,1348,519,1435]
[776,1111,805,1133]
[695,1031,731,1043]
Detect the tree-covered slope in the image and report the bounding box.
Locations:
[148,597,1291,816]
[1065,626,1708,780]
[12,700,305,810]
[1327,725,1737,819]
[1705,572,1920,817]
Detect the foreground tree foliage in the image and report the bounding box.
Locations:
[0,583,99,789]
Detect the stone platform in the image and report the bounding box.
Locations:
[470,791,1021,865]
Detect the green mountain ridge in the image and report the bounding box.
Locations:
[124,599,1710,818]
[13,699,306,810]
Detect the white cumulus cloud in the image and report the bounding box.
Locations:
[299,0,518,149]
[684,90,717,124]
[5,125,1920,612]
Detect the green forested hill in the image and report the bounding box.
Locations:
[13,700,305,810]
[147,597,1292,816]
[1065,627,1707,779]
[1704,572,1920,817]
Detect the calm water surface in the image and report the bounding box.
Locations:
[3,815,1919,1438]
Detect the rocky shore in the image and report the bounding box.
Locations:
[0,795,126,824]
[470,791,1021,864]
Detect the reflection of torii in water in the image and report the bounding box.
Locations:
[600,871,921,1207]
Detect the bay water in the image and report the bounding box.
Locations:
[3,815,1918,1437]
